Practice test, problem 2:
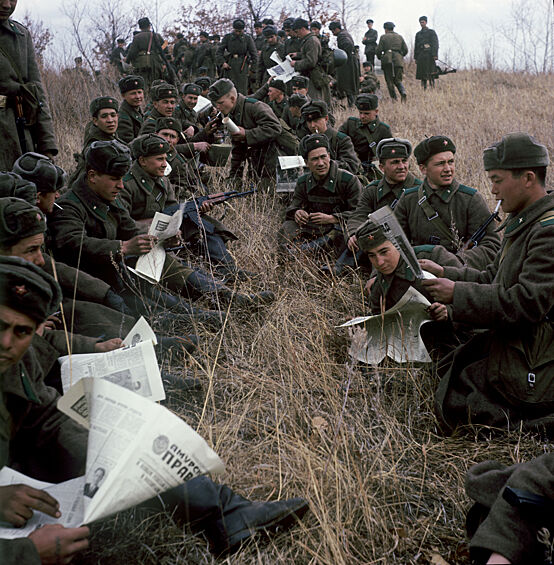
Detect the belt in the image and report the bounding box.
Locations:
[0,95,6,109]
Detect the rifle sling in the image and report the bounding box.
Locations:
[417,184,457,247]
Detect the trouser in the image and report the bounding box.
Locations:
[333,247,371,274]
[188,232,235,270]
[365,52,375,68]
[382,64,406,99]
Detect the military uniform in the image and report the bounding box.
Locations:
[339,116,392,164]
[414,26,439,85]
[258,40,278,85]
[109,44,126,73]
[376,28,408,100]
[333,29,360,105]
[360,70,380,93]
[0,17,58,169]
[293,33,330,104]
[435,192,554,432]
[194,41,217,77]
[215,33,257,94]
[117,99,144,143]
[362,27,378,67]
[140,107,168,134]
[126,29,165,86]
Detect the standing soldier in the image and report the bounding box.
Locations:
[126,17,165,88]
[258,25,280,86]
[195,31,216,78]
[328,22,360,107]
[253,21,265,52]
[376,22,408,101]
[216,19,257,95]
[171,33,188,78]
[289,18,330,105]
[0,0,58,170]
[414,16,439,89]
[280,18,302,57]
[109,38,127,74]
[362,19,378,68]
[117,75,145,144]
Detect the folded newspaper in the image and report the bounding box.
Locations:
[338,285,434,364]
[0,378,224,538]
[268,51,299,82]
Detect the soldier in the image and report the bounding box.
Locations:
[283,93,308,131]
[362,19,378,68]
[332,138,421,275]
[208,78,281,183]
[376,21,408,101]
[195,31,216,78]
[140,83,178,133]
[280,17,302,57]
[252,79,288,118]
[258,25,280,86]
[339,93,392,177]
[174,82,202,129]
[291,75,310,97]
[171,32,188,76]
[0,256,308,563]
[359,61,380,93]
[328,22,360,107]
[300,100,361,175]
[414,16,439,89]
[279,133,360,255]
[216,19,257,95]
[289,18,330,105]
[117,75,145,144]
[420,133,554,434]
[253,21,265,51]
[0,0,58,170]
[109,38,127,74]
[395,135,501,270]
[126,17,166,87]
[83,96,121,149]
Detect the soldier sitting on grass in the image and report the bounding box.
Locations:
[117,75,145,144]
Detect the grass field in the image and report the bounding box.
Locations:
[44,66,553,564]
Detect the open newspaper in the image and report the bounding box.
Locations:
[0,378,224,538]
[129,208,183,283]
[268,51,299,82]
[58,317,164,402]
[193,94,212,113]
[338,284,434,364]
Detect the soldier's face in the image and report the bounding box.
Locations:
[266,35,277,45]
[380,157,409,184]
[359,109,378,124]
[306,116,328,134]
[366,241,401,275]
[123,89,144,108]
[233,29,244,37]
[157,128,179,147]
[4,233,46,268]
[183,94,198,109]
[488,168,533,214]
[307,147,330,179]
[154,98,176,117]
[214,93,236,115]
[0,0,16,21]
[0,305,36,373]
[419,20,427,28]
[367,22,373,29]
[37,191,60,214]
[268,87,283,101]
[292,86,308,96]
[420,151,455,189]
[93,109,118,134]
[87,171,124,202]
[139,154,167,178]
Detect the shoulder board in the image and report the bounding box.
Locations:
[539,210,554,227]
[404,186,419,196]
[347,116,360,123]
[245,97,258,104]
[458,184,477,196]
[341,170,354,182]
[112,198,125,209]
[7,19,26,35]
[379,121,390,129]
[337,131,348,140]
[408,178,423,188]
[65,191,81,204]
[122,172,133,181]
[367,179,380,187]
[413,244,436,254]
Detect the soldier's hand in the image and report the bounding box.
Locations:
[364,276,376,294]
[418,259,443,277]
[294,209,310,225]
[486,554,512,564]
[95,338,123,353]
[193,142,211,153]
[29,524,90,564]
[121,235,157,256]
[200,200,215,213]
[347,235,358,252]
[427,302,448,322]
[0,485,60,526]
[184,126,195,137]
[222,62,231,70]
[421,278,455,304]
[231,127,246,140]
[309,212,336,225]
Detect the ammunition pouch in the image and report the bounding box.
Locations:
[310,66,329,90]
[10,83,41,126]
[134,52,152,70]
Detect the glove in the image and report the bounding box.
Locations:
[104,288,132,315]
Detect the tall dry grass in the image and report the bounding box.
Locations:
[43,67,553,564]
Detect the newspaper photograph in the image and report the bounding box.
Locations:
[58,339,165,404]
[338,285,434,363]
[58,378,225,524]
[369,206,424,279]
[122,315,158,347]
[267,52,298,82]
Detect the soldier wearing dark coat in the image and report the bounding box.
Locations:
[216,20,257,95]
[257,25,280,86]
[117,75,145,144]
[195,32,217,78]
[414,16,439,89]
[362,19,378,68]
[109,38,126,74]
[0,3,58,170]
[329,22,360,107]
[420,133,554,434]
[376,22,408,101]
[126,18,165,88]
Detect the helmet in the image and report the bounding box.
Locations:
[333,48,348,68]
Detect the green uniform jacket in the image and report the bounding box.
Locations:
[285,161,361,235]
[293,33,329,103]
[216,33,257,94]
[362,28,378,57]
[120,160,177,221]
[117,100,144,144]
[140,107,165,135]
[174,104,198,130]
[376,32,408,67]
[347,172,421,237]
[435,193,554,432]
[360,71,380,93]
[257,42,278,85]
[339,116,392,163]
[0,18,58,170]
[394,178,501,269]
[321,127,361,176]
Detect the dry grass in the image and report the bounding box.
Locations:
[44,67,554,563]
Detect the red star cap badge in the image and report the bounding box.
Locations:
[14,285,28,296]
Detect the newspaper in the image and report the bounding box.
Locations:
[122,316,158,347]
[193,95,212,113]
[268,52,298,82]
[278,155,305,169]
[338,285,434,363]
[0,379,225,538]
[369,206,424,279]
[129,209,183,283]
[58,339,165,404]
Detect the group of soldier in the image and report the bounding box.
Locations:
[1,1,554,563]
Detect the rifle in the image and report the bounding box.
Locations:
[462,200,501,251]
[150,24,178,85]
[14,95,28,154]
[164,189,256,233]
[431,59,457,79]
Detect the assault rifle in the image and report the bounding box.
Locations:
[462,200,502,251]
[431,59,457,79]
